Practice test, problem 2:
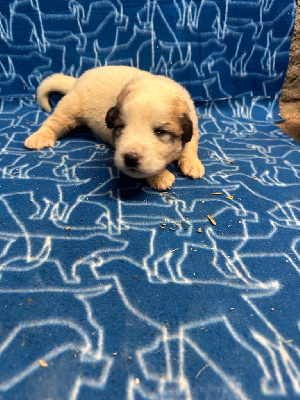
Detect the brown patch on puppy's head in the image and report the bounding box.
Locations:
[105,84,133,131]
[172,97,194,144]
[105,104,126,145]
[179,113,193,144]
[105,106,120,129]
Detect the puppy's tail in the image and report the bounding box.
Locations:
[37,74,77,112]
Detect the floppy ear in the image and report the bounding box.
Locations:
[180,113,193,144]
[105,106,119,129]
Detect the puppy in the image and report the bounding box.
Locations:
[25,66,205,190]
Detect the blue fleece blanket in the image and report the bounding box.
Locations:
[0,1,299,400]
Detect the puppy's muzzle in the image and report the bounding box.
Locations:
[124,152,140,168]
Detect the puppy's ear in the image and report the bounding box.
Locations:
[105,106,119,129]
[180,113,193,144]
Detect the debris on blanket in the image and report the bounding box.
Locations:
[207,215,217,225]
[195,360,211,379]
[39,359,48,368]
[158,191,179,204]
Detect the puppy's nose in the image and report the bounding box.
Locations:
[124,153,140,168]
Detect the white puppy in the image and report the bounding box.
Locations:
[25,66,205,190]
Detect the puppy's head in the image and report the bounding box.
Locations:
[105,77,194,179]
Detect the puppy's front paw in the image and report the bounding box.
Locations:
[178,157,205,179]
[25,132,55,150]
[146,169,175,191]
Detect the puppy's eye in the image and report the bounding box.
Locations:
[115,124,125,130]
[154,128,167,136]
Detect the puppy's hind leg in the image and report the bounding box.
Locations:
[25,93,82,150]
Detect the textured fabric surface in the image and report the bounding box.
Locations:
[0,1,299,400]
[0,1,296,106]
